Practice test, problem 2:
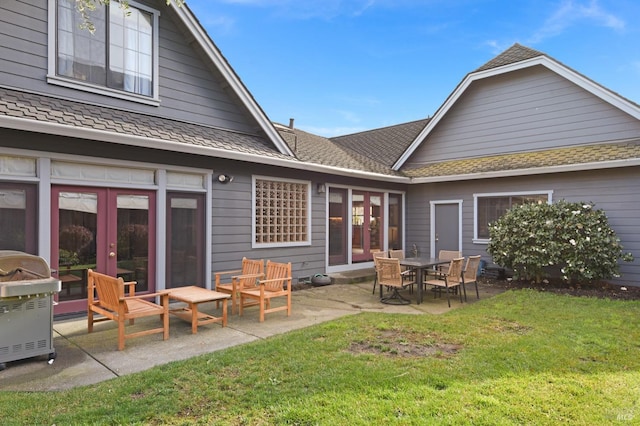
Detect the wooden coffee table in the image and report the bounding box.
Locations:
[167,286,230,334]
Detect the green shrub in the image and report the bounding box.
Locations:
[487,200,633,283]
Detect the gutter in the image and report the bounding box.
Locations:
[1,115,410,183]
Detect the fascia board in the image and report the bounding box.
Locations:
[1,115,409,183]
[410,157,640,184]
[393,56,640,170]
[171,4,294,157]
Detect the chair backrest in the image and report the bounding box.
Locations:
[372,251,388,269]
[239,257,264,286]
[376,257,403,287]
[263,260,291,292]
[463,255,482,282]
[439,250,462,261]
[88,269,125,313]
[444,258,465,285]
[389,249,405,261]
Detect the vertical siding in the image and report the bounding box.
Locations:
[407,168,640,285]
[0,0,258,134]
[405,66,640,168]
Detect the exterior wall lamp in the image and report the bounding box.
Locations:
[218,174,233,183]
[317,183,326,194]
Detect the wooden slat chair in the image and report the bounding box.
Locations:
[377,257,416,305]
[87,269,169,351]
[214,258,265,315]
[462,255,482,301]
[371,251,389,294]
[239,261,292,322]
[423,257,465,308]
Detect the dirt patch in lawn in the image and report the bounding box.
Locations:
[347,331,462,358]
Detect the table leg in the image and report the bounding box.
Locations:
[417,267,424,304]
[190,302,199,334]
[221,298,227,327]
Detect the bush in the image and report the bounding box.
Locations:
[487,200,633,283]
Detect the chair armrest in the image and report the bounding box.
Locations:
[232,272,264,280]
[214,269,242,278]
[233,273,265,290]
[257,276,292,291]
[124,280,137,297]
[121,291,169,303]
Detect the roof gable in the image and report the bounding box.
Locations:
[393,43,640,170]
[166,3,293,156]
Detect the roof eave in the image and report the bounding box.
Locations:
[410,158,640,184]
[171,4,294,157]
[1,115,409,183]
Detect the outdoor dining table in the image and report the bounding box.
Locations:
[399,257,450,304]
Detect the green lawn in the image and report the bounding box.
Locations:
[2,289,640,425]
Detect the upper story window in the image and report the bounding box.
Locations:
[48,0,160,104]
[474,191,552,242]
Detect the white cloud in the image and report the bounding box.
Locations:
[529,0,625,44]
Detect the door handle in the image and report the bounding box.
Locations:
[435,234,439,242]
[109,252,116,258]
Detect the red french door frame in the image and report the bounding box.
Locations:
[51,185,156,315]
[351,190,384,263]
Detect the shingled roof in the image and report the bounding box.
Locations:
[474,43,544,72]
[0,87,291,161]
[331,119,430,168]
[276,124,406,176]
[403,140,640,179]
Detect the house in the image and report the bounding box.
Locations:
[1,2,638,315]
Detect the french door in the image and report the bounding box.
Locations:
[51,186,156,315]
[351,191,383,263]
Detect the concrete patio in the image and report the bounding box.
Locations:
[1,281,505,392]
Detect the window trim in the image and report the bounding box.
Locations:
[47,0,161,105]
[473,190,553,244]
[252,175,312,248]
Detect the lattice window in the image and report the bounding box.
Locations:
[254,178,310,246]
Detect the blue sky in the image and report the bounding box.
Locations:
[185,0,640,137]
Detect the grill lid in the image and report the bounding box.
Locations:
[0,250,51,280]
[0,251,61,298]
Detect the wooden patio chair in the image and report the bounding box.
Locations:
[423,257,465,307]
[462,255,482,301]
[239,260,292,322]
[371,251,389,294]
[377,257,416,305]
[214,257,265,315]
[87,269,169,351]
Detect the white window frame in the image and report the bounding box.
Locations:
[473,190,553,244]
[252,175,312,248]
[47,0,161,106]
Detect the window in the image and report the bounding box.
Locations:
[50,0,159,103]
[474,191,552,241]
[0,183,38,254]
[388,193,403,250]
[253,177,311,247]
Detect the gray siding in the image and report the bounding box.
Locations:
[0,0,258,134]
[210,166,329,284]
[405,66,640,168]
[407,168,640,285]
